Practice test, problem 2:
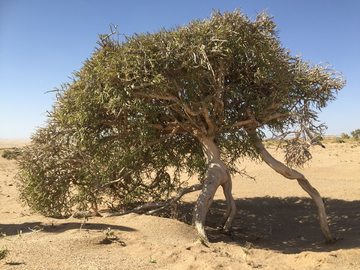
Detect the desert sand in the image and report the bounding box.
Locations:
[0,139,359,269]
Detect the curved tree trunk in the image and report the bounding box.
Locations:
[192,136,236,244]
[253,139,333,243]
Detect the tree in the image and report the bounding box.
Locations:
[16,10,345,244]
[351,129,360,140]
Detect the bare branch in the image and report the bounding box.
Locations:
[305,129,325,148]
[103,183,203,217]
[45,89,66,94]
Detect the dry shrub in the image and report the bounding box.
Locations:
[284,140,312,168]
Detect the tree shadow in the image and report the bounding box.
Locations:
[5,262,26,266]
[207,196,360,254]
[175,196,360,254]
[1,197,359,255]
[0,221,136,237]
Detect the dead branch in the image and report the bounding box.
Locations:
[305,129,325,148]
[45,89,66,94]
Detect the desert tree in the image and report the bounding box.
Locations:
[351,129,360,140]
[17,9,345,244]
[341,133,350,139]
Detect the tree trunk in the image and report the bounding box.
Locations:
[253,139,333,243]
[192,136,236,243]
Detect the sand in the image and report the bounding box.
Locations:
[0,140,359,269]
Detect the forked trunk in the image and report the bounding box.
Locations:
[193,136,236,243]
[253,139,333,243]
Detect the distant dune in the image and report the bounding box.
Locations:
[0,139,31,148]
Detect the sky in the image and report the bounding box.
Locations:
[0,0,359,139]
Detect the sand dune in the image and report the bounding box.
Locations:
[0,139,31,148]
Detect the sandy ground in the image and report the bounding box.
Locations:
[0,139,359,269]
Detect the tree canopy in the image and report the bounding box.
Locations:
[17,9,345,242]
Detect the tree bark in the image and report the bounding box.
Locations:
[253,138,334,243]
[192,136,236,243]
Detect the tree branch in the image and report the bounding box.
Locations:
[103,183,203,217]
[224,119,253,129]
[147,126,180,148]
[134,91,202,117]
[262,113,288,122]
[202,107,216,135]
[251,136,333,243]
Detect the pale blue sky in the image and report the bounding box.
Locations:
[1,0,359,139]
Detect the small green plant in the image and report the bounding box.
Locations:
[241,241,253,262]
[341,133,350,139]
[102,227,115,239]
[0,228,6,239]
[197,237,209,247]
[98,227,119,244]
[148,257,156,263]
[0,246,8,260]
[16,230,23,239]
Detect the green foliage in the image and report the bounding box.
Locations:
[16,9,345,217]
[341,133,350,139]
[101,227,120,243]
[0,246,8,260]
[335,137,345,143]
[351,129,360,140]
